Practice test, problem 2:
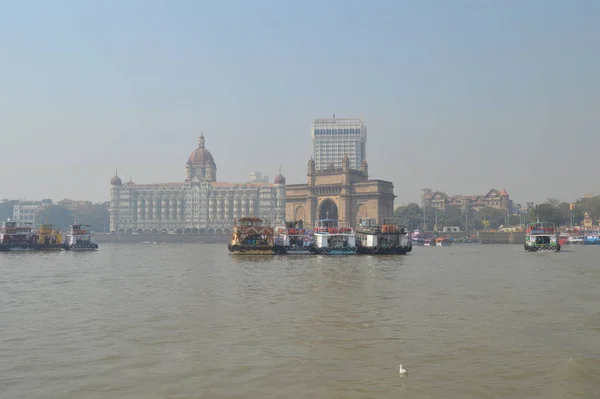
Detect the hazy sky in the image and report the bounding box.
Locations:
[1,0,599,206]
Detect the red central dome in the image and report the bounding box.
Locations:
[188,134,215,166]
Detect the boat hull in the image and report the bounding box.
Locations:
[357,245,411,255]
[582,240,600,245]
[274,246,313,255]
[524,244,560,252]
[228,244,274,255]
[313,246,356,255]
[62,243,99,251]
[0,244,63,252]
[230,249,274,255]
[63,247,98,251]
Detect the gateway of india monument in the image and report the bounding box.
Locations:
[285,117,396,228]
[109,134,286,234]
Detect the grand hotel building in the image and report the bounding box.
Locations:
[109,135,286,234]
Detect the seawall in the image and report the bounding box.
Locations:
[94,233,230,244]
[478,232,525,245]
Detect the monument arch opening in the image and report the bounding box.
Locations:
[319,198,338,221]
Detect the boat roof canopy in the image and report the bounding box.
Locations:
[236,217,265,227]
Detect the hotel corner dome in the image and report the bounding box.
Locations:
[188,134,215,166]
[110,175,122,185]
[274,174,286,184]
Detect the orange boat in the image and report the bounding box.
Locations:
[228,217,274,255]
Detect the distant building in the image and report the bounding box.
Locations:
[109,135,286,234]
[12,200,43,226]
[312,116,367,171]
[421,188,513,212]
[249,172,270,183]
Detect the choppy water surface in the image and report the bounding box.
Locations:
[1,244,599,398]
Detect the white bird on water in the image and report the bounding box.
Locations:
[399,364,407,375]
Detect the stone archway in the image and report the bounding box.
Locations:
[319,198,338,220]
[356,204,368,223]
[294,206,306,222]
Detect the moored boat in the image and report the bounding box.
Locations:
[435,236,452,246]
[36,223,64,250]
[0,221,63,251]
[0,221,37,251]
[355,218,412,255]
[524,221,560,252]
[227,217,275,255]
[582,232,600,245]
[273,220,313,254]
[62,223,99,251]
[312,219,356,255]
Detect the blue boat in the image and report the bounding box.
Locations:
[582,234,600,245]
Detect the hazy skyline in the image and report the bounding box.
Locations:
[1,0,599,206]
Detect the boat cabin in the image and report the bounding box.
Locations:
[313,219,355,249]
[232,217,274,247]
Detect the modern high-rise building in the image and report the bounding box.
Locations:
[312,116,367,171]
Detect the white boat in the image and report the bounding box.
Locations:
[567,235,585,244]
[273,220,313,255]
[62,223,99,251]
[312,219,356,255]
[524,221,560,252]
[355,218,412,254]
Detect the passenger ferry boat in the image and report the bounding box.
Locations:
[582,232,600,245]
[312,219,356,255]
[355,218,412,255]
[62,223,99,251]
[567,234,585,244]
[36,223,63,250]
[274,220,313,255]
[0,221,62,251]
[227,217,275,255]
[524,222,560,252]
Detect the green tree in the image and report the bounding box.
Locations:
[394,203,422,231]
[579,196,600,221]
[0,200,17,221]
[474,207,506,229]
[37,205,74,229]
[74,204,109,233]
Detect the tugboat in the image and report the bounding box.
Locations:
[36,223,64,251]
[0,221,62,251]
[62,223,99,251]
[524,221,560,252]
[273,220,313,255]
[312,219,356,255]
[227,217,275,255]
[355,218,412,255]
